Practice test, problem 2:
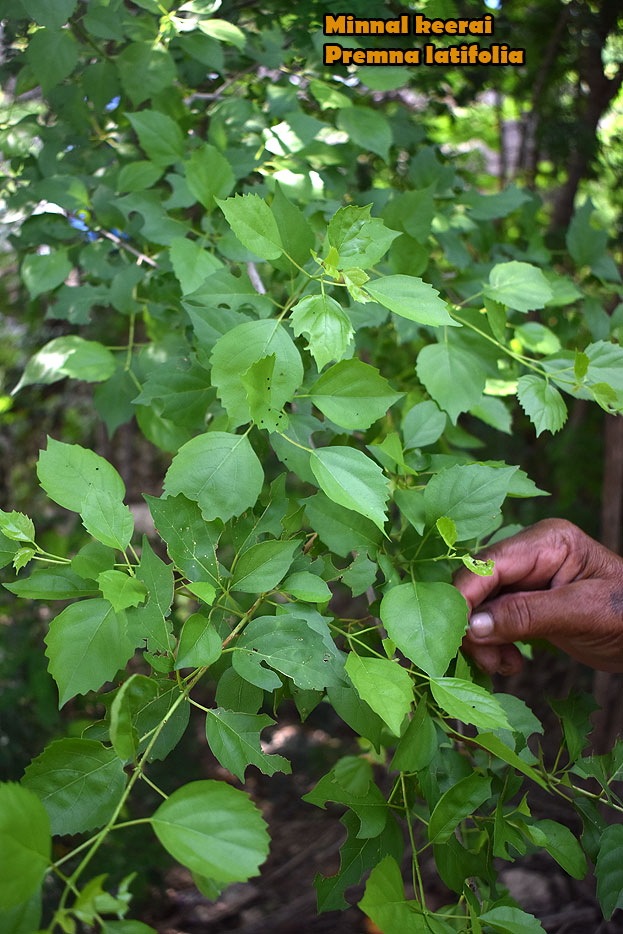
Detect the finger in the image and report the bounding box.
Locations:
[461,640,524,676]
[453,519,588,612]
[464,579,611,646]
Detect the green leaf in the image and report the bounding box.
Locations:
[0,784,50,910]
[327,204,400,269]
[416,343,487,423]
[175,614,222,669]
[210,320,303,427]
[436,516,457,548]
[44,598,134,707]
[390,703,437,772]
[185,144,234,210]
[315,811,403,913]
[204,709,290,782]
[241,354,289,433]
[22,0,77,27]
[127,110,185,167]
[309,359,402,429]
[163,431,264,523]
[380,581,468,677]
[359,856,429,933]
[98,570,147,612]
[0,510,35,543]
[517,375,567,436]
[217,193,282,260]
[342,552,377,597]
[117,43,176,106]
[21,251,72,301]
[365,276,456,327]
[13,336,115,393]
[310,447,389,533]
[484,261,553,312]
[465,184,530,220]
[125,537,175,655]
[118,161,164,193]
[81,488,134,550]
[169,238,223,295]
[303,769,388,839]
[596,825,623,918]
[428,772,491,843]
[345,654,412,736]
[280,571,331,603]
[337,106,392,161]
[26,27,79,91]
[199,18,246,49]
[525,819,586,878]
[270,183,315,269]
[289,295,354,371]
[424,464,517,540]
[566,198,608,267]
[133,358,214,429]
[4,567,98,600]
[13,548,35,573]
[110,675,152,762]
[429,678,512,731]
[144,493,221,585]
[151,780,269,883]
[0,532,19,570]
[231,539,299,593]
[479,907,546,934]
[304,492,382,559]
[233,615,343,691]
[37,438,126,514]
[402,400,446,448]
[215,668,263,715]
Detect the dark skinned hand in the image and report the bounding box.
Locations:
[454,519,623,675]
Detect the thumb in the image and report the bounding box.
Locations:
[466,581,596,646]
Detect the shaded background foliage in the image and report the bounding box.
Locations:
[0,0,622,931]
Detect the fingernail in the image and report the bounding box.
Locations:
[470,611,494,638]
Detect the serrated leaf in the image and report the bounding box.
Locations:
[169,238,222,295]
[596,824,623,919]
[144,493,221,586]
[428,772,491,843]
[0,784,50,910]
[118,43,176,106]
[110,675,151,762]
[424,463,517,540]
[359,856,428,932]
[380,581,468,677]
[98,570,147,612]
[231,539,299,593]
[241,354,289,433]
[185,143,234,210]
[175,614,222,669]
[365,276,456,327]
[310,447,389,534]
[205,709,290,782]
[345,654,412,736]
[44,599,134,707]
[233,615,342,691]
[13,548,35,573]
[164,431,263,523]
[289,294,353,371]
[210,320,302,427]
[0,510,35,543]
[303,769,388,839]
[327,204,400,269]
[125,538,175,655]
[21,251,72,301]
[151,780,269,883]
[315,811,403,913]
[517,375,567,436]
[337,107,392,161]
[14,336,115,393]
[436,516,457,547]
[525,819,586,878]
[430,677,511,731]
[217,193,282,260]
[4,567,98,600]
[485,261,553,312]
[37,437,126,514]
[479,907,546,934]
[416,343,487,423]
[309,359,402,429]
[402,400,446,448]
[81,488,134,551]
[341,553,377,597]
[126,110,185,167]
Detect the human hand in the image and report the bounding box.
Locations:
[454,519,623,675]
